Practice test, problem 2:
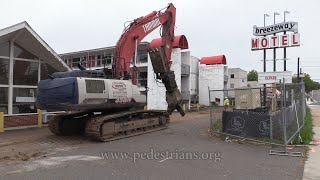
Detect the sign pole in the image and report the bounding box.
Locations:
[273,12,280,72]
[284,11,290,71]
[263,14,269,106]
[297,57,300,83]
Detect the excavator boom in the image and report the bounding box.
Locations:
[113,3,185,116]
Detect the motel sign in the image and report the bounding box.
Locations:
[251,21,300,51]
[251,33,300,50]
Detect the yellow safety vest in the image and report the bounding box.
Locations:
[224,99,230,106]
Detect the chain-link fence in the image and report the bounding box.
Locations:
[209,83,306,147]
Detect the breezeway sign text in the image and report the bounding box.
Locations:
[253,21,298,36]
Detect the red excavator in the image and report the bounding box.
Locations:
[36,3,185,141]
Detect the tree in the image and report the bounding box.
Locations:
[247,70,258,81]
[292,73,320,93]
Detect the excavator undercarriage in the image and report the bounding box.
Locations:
[49,110,169,142]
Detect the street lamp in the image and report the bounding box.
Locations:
[264,14,269,27]
[274,12,280,24]
[284,11,290,22]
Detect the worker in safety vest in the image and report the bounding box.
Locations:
[223,97,230,110]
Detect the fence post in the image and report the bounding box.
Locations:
[301,83,306,120]
[37,109,42,128]
[270,112,273,140]
[282,78,287,152]
[208,87,213,129]
[0,112,4,133]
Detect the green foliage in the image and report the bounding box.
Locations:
[247,70,258,81]
[292,73,320,93]
[293,107,313,144]
[212,119,222,131]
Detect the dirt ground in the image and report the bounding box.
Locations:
[0,109,218,165]
[0,107,305,180]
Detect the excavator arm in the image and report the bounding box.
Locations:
[113,3,185,116]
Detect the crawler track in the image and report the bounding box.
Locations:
[49,110,169,142]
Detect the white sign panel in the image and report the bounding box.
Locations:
[253,21,298,36]
[16,97,35,103]
[258,71,292,84]
[251,33,300,50]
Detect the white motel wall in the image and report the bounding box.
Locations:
[147,48,195,111]
[190,56,200,102]
[147,48,182,110]
[199,64,228,106]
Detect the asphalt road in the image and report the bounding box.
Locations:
[0,111,305,180]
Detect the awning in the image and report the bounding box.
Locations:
[200,55,227,65]
[149,35,189,49]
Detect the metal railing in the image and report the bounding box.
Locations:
[0,110,62,132]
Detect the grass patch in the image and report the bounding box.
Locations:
[212,119,222,131]
[293,107,314,144]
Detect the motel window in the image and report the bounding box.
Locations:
[0,58,9,84]
[0,41,10,57]
[106,58,112,64]
[230,84,234,88]
[97,59,101,66]
[137,49,148,63]
[85,80,105,93]
[72,57,81,67]
[72,57,81,63]
[139,54,148,63]
[139,72,148,86]
[231,74,234,79]
[102,54,112,65]
[0,88,8,114]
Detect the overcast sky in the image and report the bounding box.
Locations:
[1,0,319,82]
